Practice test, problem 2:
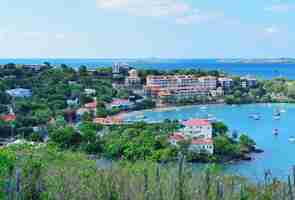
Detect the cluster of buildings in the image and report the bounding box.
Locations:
[144,75,227,103]
[169,119,214,154]
[144,75,257,104]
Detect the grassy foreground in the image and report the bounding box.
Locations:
[0,143,294,200]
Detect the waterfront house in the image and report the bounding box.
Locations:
[110,99,134,110]
[6,88,32,98]
[189,138,214,154]
[94,116,122,125]
[181,119,212,139]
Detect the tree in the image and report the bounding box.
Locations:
[239,134,256,148]
[49,126,82,148]
[212,122,228,136]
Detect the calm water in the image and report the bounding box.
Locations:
[123,103,295,180]
[0,58,295,79]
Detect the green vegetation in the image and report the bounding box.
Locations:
[0,144,293,200]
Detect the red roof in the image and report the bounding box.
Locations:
[85,101,97,109]
[0,114,16,122]
[182,119,210,127]
[191,139,213,145]
[169,132,185,141]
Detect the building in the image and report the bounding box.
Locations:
[0,114,16,122]
[198,76,217,90]
[181,119,212,139]
[109,99,134,110]
[144,75,218,102]
[146,75,200,88]
[218,77,233,89]
[168,119,214,154]
[6,88,32,98]
[112,63,130,77]
[241,76,257,88]
[169,132,185,146]
[189,139,214,154]
[125,69,141,89]
[23,64,44,72]
[94,117,122,125]
[66,98,79,107]
[84,88,96,96]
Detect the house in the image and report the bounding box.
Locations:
[189,139,214,154]
[0,114,16,122]
[93,117,122,125]
[66,98,79,106]
[22,64,44,72]
[84,88,96,96]
[181,119,212,139]
[6,88,32,98]
[112,63,130,77]
[169,132,185,146]
[110,99,134,110]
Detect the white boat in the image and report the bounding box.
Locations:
[289,137,295,143]
[280,109,286,113]
[273,116,280,120]
[200,106,208,110]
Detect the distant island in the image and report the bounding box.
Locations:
[217,58,295,64]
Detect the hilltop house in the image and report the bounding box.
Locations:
[169,119,214,154]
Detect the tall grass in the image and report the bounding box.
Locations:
[1,146,294,200]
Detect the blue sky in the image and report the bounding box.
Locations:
[0,0,294,58]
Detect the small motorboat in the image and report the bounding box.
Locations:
[273,109,281,117]
[273,116,280,120]
[200,106,208,110]
[289,137,295,143]
[249,113,261,120]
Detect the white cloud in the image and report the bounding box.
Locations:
[55,33,65,39]
[264,26,279,34]
[176,9,223,25]
[265,4,295,13]
[96,0,190,17]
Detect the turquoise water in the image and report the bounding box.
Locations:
[123,103,295,180]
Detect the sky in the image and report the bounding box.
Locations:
[0,0,294,58]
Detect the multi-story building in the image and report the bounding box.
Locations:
[145,75,210,100]
[181,119,212,139]
[169,119,214,154]
[112,63,130,78]
[241,76,257,88]
[198,76,217,90]
[218,77,233,89]
[125,69,141,89]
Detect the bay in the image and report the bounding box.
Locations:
[123,103,295,180]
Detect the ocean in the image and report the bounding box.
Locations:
[0,58,294,79]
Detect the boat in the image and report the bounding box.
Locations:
[249,113,261,120]
[273,116,280,120]
[200,106,208,110]
[273,128,279,136]
[280,108,286,113]
[289,137,295,143]
[273,109,281,117]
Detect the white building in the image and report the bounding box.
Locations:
[198,76,217,90]
[181,119,212,139]
[241,76,257,88]
[84,88,96,96]
[218,77,233,89]
[189,139,214,154]
[125,69,141,89]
